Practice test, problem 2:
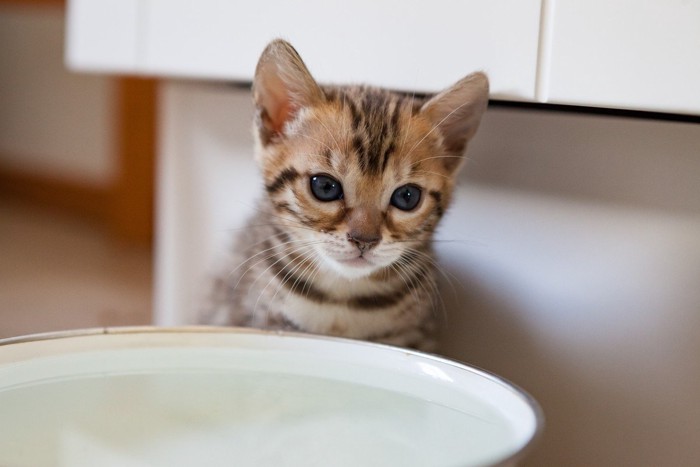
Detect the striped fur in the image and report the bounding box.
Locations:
[201,40,488,351]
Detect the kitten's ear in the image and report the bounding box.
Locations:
[253,39,324,144]
[420,72,489,173]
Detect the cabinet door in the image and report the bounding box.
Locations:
[65,0,140,73]
[143,0,541,100]
[545,0,700,114]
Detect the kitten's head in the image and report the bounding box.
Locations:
[252,39,488,279]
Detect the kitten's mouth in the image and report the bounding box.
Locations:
[322,252,385,279]
[337,256,372,268]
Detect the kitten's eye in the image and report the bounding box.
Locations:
[390,184,421,211]
[310,175,343,202]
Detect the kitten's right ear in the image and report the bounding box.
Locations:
[253,39,324,145]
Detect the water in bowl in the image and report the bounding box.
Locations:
[0,369,518,466]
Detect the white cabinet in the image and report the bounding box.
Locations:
[65,0,141,73]
[65,0,700,114]
[545,0,700,114]
[141,0,541,99]
[67,0,542,100]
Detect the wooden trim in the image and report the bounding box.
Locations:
[0,0,65,7]
[0,166,110,223]
[0,77,159,245]
[110,78,158,246]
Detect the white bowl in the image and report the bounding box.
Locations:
[0,327,542,466]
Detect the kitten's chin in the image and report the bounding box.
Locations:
[322,255,380,280]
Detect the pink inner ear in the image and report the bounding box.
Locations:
[271,100,294,135]
[258,76,296,135]
[261,75,297,135]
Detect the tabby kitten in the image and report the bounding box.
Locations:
[202,39,488,351]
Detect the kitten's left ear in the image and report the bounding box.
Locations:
[420,72,489,173]
[253,39,324,145]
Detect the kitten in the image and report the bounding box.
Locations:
[201,39,488,351]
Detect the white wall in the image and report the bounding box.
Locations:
[155,81,700,465]
[154,84,261,325]
[0,5,115,185]
[438,188,700,466]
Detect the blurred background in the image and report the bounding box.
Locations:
[1,0,700,465]
[0,0,153,338]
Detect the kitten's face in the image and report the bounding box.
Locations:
[260,91,450,279]
[252,40,488,279]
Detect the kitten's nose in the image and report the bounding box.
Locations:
[347,232,381,253]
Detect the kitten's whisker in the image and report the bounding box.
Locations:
[284,251,321,307]
[228,241,305,284]
[395,256,442,326]
[390,237,484,248]
[271,247,315,307]
[257,247,317,324]
[301,256,323,301]
[226,237,321,281]
[394,255,429,297]
[295,132,335,154]
[411,169,451,180]
[402,247,460,302]
[388,262,421,305]
[285,249,317,299]
[231,200,325,235]
[223,222,314,234]
[394,252,445,321]
[229,230,293,253]
[291,260,317,305]
[410,155,464,168]
[243,206,322,234]
[311,113,343,156]
[392,249,425,291]
[251,244,320,315]
[232,241,324,291]
[270,251,314,326]
[279,242,320,303]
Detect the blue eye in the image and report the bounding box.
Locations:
[310,175,343,201]
[391,184,421,211]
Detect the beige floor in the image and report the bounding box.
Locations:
[0,198,152,339]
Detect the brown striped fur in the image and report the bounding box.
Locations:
[201,40,488,350]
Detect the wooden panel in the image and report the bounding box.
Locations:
[0,76,157,246]
[141,0,541,100]
[545,0,700,114]
[0,165,109,223]
[111,78,157,246]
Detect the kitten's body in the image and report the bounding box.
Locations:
[201,41,488,351]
